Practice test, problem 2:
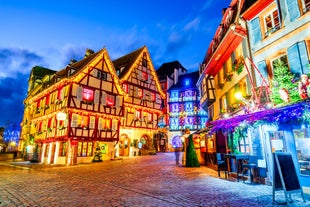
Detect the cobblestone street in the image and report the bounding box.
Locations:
[0,153,309,207]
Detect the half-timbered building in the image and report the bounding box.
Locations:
[113,46,166,156]
[20,48,125,165]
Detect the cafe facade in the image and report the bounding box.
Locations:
[209,100,310,189]
[196,0,310,190]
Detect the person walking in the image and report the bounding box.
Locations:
[181,128,190,166]
[172,136,182,165]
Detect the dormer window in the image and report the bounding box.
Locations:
[116,69,120,76]
[142,52,147,67]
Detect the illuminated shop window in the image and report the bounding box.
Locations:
[59,142,67,156]
[293,127,310,176]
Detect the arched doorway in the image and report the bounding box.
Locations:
[119,134,130,156]
[153,132,168,152]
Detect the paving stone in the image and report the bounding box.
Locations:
[0,153,310,207]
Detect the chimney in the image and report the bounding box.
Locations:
[69,59,77,65]
[174,67,179,85]
[84,48,94,58]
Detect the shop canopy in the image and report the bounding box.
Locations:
[210,100,310,133]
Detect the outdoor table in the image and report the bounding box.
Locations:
[224,154,249,182]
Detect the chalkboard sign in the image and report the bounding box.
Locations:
[272,152,305,204]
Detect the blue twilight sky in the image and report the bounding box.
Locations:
[0,0,231,127]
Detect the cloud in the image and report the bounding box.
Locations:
[0,72,28,126]
[0,48,45,78]
[183,18,200,32]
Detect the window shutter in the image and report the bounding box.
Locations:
[153,114,157,128]
[148,73,152,83]
[89,116,95,129]
[112,120,118,131]
[285,0,300,22]
[298,41,310,74]
[143,90,147,100]
[115,96,122,108]
[278,0,289,26]
[288,43,302,76]
[135,87,139,97]
[246,75,252,96]
[124,108,128,118]
[242,39,248,58]
[60,88,65,100]
[98,118,103,130]
[101,92,107,105]
[256,61,268,87]
[71,114,78,127]
[249,17,262,44]
[106,74,111,81]
[94,90,100,104]
[92,69,97,76]
[76,86,83,101]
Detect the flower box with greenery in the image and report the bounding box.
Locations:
[232,57,245,75]
[218,82,225,89]
[226,72,234,82]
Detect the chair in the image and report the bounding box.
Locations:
[216,153,227,178]
[242,155,258,184]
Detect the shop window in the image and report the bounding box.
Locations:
[59,142,67,156]
[77,142,82,157]
[293,128,310,176]
[269,131,286,152]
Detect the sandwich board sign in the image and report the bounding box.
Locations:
[272,152,306,204]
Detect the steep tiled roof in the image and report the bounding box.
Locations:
[30,66,56,79]
[113,46,145,79]
[168,71,199,91]
[56,49,102,78]
[240,0,258,14]
[156,60,187,80]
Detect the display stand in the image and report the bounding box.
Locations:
[272,152,306,205]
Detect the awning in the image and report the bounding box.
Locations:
[210,100,310,133]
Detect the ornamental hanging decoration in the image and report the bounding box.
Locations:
[279,88,290,103]
[298,74,310,99]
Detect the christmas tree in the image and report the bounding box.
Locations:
[270,60,300,105]
[185,134,200,167]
